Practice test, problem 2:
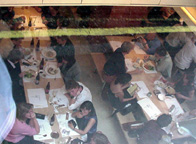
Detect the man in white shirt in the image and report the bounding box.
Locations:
[65,80,92,110]
[174,33,196,70]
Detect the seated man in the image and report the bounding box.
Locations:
[4,49,26,103]
[136,33,161,55]
[65,80,92,110]
[147,47,173,78]
[54,36,75,68]
[164,30,188,59]
[174,33,196,72]
[128,114,172,144]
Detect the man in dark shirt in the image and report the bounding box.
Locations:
[54,36,75,71]
[4,49,26,103]
[128,114,172,144]
[103,41,134,80]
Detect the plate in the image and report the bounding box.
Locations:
[157,94,165,101]
[165,86,175,95]
[154,80,166,88]
[142,62,155,72]
[45,65,58,76]
[42,49,56,60]
[23,69,36,80]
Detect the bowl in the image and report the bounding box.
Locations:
[157,94,165,101]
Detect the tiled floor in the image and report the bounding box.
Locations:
[72,36,132,144]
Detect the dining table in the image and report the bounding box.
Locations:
[20,38,80,144]
[106,35,188,141]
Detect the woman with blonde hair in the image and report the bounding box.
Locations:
[4,103,42,144]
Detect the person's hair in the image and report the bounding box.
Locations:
[155,47,167,57]
[66,80,80,90]
[80,101,96,117]
[7,49,24,62]
[115,73,132,85]
[91,132,110,144]
[11,37,24,41]
[120,41,134,53]
[16,103,33,121]
[157,114,172,128]
[57,36,68,41]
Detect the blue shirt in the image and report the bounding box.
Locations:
[146,36,161,55]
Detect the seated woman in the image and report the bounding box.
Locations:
[4,103,41,144]
[68,101,97,142]
[175,73,195,103]
[108,73,137,115]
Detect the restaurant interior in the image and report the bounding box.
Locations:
[0,4,196,144]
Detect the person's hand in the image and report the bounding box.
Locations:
[135,69,143,74]
[62,59,68,64]
[30,112,36,119]
[57,62,63,67]
[140,37,147,44]
[68,122,74,130]
[19,72,25,78]
[144,55,149,62]
[132,93,137,99]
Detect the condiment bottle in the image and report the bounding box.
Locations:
[39,58,44,70]
[28,18,32,27]
[30,38,34,49]
[50,114,55,126]
[36,39,40,51]
[35,73,40,85]
[45,82,50,94]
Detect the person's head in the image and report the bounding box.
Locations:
[157,114,172,128]
[56,36,68,45]
[146,33,156,41]
[7,49,24,63]
[80,101,96,117]
[155,47,167,60]
[66,80,80,97]
[16,103,34,121]
[120,41,134,54]
[186,32,196,43]
[49,6,59,16]
[115,73,132,85]
[91,132,110,144]
[11,38,23,47]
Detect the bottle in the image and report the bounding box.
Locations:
[30,38,34,49]
[50,114,55,126]
[45,82,50,94]
[35,73,40,85]
[36,39,40,51]
[28,18,32,27]
[39,58,44,70]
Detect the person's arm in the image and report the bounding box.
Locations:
[127,69,143,75]
[69,118,96,135]
[71,111,83,118]
[176,90,195,101]
[139,37,149,52]
[28,113,40,134]
[115,92,136,102]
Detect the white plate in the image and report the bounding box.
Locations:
[45,65,59,76]
[154,80,166,88]
[42,49,56,60]
[23,69,36,81]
